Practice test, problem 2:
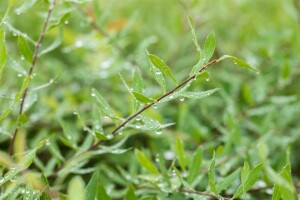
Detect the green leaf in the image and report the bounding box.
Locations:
[187,147,202,184]
[15,0,38,14]
[180,88,219,99]
[272,184,281,200]
[132,91,154,104]
[68,176,85,200]
[48,11,72,30]
[157,152,170,186]
[0,29,6,80]
[97,183,111,200]
[217,55,259,73]
[203,32,216,63]
[17,114,29,126]
[92,88,117,118]
[233,163,263,199]
[124,185,138,200]
[216,168,240,193]
[39,29,63,56]
[18,35,33,63]
[149,61,166,92]
[278,164,295,200]
[148,53,177,84]
[175,137,186,171]
[196,71,210,80]
[140,115,161,130]
[190,59,203,76]
[241,162,250,185]
[133,70,143,110]
[187,16,201,57]
[86,171,111,200]
[135,149,159,174]
[208,152,217,194]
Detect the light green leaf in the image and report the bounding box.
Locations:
[48,11,72,30]
[132,91,154,104]
[233,163,263,199]
[241,162,250,185]
[190,59,203,76]
[133,70,143,110]
[148,53,177,84]
[15,0,38,14]
[203,32,216,63]
[175,137,186,171]
[208,152,217,194]
[216,168,240,193]
[92,88,116,118]
[187,147,202,184]
[95,132,110,141]
[272,184,281,200]
[124,185,138,200]
[187,16,201,57]
[180,88,219,99]
[68,176,85,200]
[140,115,161,130]
[39,29,63,56]
[0,29,6,80]
[149,61,166,92]
[97,183,111,200]
[196,71,210,80]
[217,55,259,73]
[18,35,33,63]
[157,153,170,186]
[135,149,159,174]
[278,164,295,200]
[17,114,29,126]
[86,171,99,200]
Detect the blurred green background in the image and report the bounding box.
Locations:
[1,0,300,199]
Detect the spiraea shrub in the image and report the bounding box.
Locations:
[0,0,300,199]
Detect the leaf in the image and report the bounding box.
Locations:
[135,149,159,174]
[97,183,111,200]
[208,152,217,194]
[217,55,259,73]
[233,163,263,199]
[67,176,85,200]
[216,168,240,193]
[149,61,166,92]
[190,59,203,75]
[132,91,154,104]
[15,0,38,14]
[187,16,201,57]
[85,171,98,200]
[196,71,210,80]
[124,185,138,200]
[180,88,219,99]
[278,164,295,200]
[92,88,116,118]
[133,70,143,110]
[18,35,33,63]
[48,11,72,30]
[148,53,177,84]
[140,115,161,130]
[39,28,63,56]
[187,147,202,184]
[272,184,281,200]
[17,114,29,126]
[175,137,186,171]
[0,29,6,80]
[203,32,216,63]
[0,151,13,168]
[241,162,250,185]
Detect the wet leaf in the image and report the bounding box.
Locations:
[135,149,159,174]
[18,35,33,63]
[203,32,216,63]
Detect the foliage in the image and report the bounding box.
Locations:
[0,0,300,199]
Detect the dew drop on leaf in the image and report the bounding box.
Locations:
[136,115,141,121]
[179,97,185,102]
[153,104,158,109]
[206,78,210,82]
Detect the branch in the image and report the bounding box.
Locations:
[9,0,56,156]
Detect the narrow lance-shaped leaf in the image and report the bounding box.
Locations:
[216,168,240,194]
[48,11,71,30]
[133,69,143,110]
[187,16,202,57]
[15,0,38,14]
[208,152,217,194]
[240,162,250,198]
[132,91,154,104]
[278,164,295,200]
[203,32,216,63]
[175,137,186,171]
[0,29,6,80]
[233,163,263,199]
[18,35,33,63]
[85,171,111,200]
[91,88,117,118]
[148,53,177,84]
[124,185,138,200]
[217,55,259,73]
[134,149,159,174]
[187,147,202,184]
[180,88,219,99]
[39,28,63,56]
[149,61,166,92]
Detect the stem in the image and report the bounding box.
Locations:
[9,0,56,157]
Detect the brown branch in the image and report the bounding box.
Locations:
[9,0,56,156]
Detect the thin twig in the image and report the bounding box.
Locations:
[9,0,56,156]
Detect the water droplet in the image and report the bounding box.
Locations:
[73,110,78,115]
[10,176,17,182]
[234,62,237,65]
[0,178,4,183]
[136,115,141,121]
[179,97,185,102]
[64,20,69,24]
[136,124,141,129]
[94,124,100,130]
[21,56,25,60]
[163,151,175,160]
[155,156,160,162]
[17,73,23,77]
[15,9,21,15]
[256,71,260,75]
[205,78,210,82]
[193,76,197,81]
[45,139,50,146]
[153,104,158,109]
[75,40,83,47]
[91,92,96,97]
[171,169,176,176]
[13,32,17,37]
[169,95,174,99]
[155,71,162,75]
[83,127,88,132]
[3,21,7,25]
[106,134,113,139]
[19,98,23,102]
[155,129,162,135]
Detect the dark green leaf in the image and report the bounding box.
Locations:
[132,91,154,103]
[17,114,29,126]
[97,183,111,200]
[18,35,33,63]
[85,171,98,200]
[148,53,177,84]
[124,185,138,200]
[0,29,6,80]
